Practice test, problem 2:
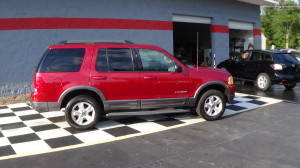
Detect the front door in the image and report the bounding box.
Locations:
[243,51,262,80]
[135,48,191,109]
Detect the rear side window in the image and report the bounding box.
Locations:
[261,53,273,61]
[250,52,261,61]
[38,48,85,72]
[96,49,109,72]
[96,48,134,72]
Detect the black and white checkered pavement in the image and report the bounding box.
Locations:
[0,93,281,158]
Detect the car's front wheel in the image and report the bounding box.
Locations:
[284,83,297,90]
[65,95,100,130]
[256,73,271,91]
[196,90,226,121]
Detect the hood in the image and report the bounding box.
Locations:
[189,66,231,75]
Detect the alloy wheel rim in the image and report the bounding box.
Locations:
[71,102,95,126]
[258,76,267,88]
[204,95,223,116]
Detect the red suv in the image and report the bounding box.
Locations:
[31,40,235,129]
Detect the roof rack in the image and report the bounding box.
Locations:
[58,40,134,44]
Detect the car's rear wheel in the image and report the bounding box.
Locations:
[65,95,100,130]
[284,83,297,90]
[196,90,226,121]
[256,73,271,91]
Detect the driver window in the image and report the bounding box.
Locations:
[138,49,175,72]
[241,52,250,60]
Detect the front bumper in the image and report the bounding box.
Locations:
[226,85,235,103]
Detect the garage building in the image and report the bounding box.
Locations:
[0,0,279,96]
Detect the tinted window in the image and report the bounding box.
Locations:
[38,48,85,72]
[261,53,273,61]
[250,52,261,61]
[275,53,299,63]
[96,49,109,72]
[138,49,175,72]
[107,48,133,71]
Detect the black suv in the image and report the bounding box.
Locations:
[217,50,300,91]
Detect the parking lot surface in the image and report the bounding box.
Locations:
[0,86,300,167]
[0,93,281,159]
[236,82,300,103]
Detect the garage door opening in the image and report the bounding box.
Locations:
[229,21,254,58]
[173,22,212,67]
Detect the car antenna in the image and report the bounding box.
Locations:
[213,54,216,68]
[197,32,199,71]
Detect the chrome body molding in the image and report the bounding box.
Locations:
[105,100,140,110]
[104,98,190,111]
[141,98,188,109]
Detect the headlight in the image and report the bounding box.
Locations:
[228,76,234,85]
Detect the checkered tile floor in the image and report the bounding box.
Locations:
[0,93,281,158]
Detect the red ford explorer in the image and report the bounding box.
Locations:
[31,40,235,130]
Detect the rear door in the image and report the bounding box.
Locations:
[90,47,141,110]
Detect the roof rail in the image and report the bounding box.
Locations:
[58,40,134,44]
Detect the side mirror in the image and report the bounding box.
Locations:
[174,64,183,73]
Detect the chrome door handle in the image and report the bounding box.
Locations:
[143,76,157,80]
[93,76,107,80]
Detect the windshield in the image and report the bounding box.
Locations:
[275,53,299,63]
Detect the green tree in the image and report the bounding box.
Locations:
[261,0,300,49]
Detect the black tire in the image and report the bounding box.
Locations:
[196,90,226,121]
[65,95,100,130]
[256,73,271,91]
[284,83,297,90]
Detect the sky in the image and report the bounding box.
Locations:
[292,0,299,3]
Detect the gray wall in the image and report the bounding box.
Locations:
[0,0,261,96]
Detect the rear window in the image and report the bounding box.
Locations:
[275,53,299,63]
[37,48,85,72]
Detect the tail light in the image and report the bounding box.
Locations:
[270,64,283,70]
[34,76,45,92]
